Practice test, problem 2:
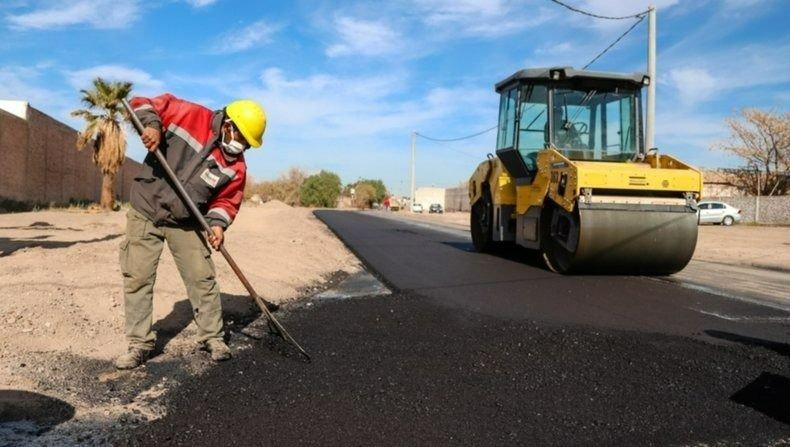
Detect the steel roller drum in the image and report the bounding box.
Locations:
[545,203,699,275]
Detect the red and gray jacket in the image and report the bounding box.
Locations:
[129,94,246,229]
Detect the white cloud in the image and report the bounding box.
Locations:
[6,0,140,29]
[668,67,718,104]
[65,65,163,95]
[325,17,402,57]
[0,67,65,108]
[412,0,554,37]
[663,42,790,96]
[0,66,83,131]
[185,0,218,7]
[210,20,282,54]
[236,68,493,141]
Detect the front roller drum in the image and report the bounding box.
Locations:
[541,203,699,275]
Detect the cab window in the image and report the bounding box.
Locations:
[496,88,517,150]
[517,84,548,171]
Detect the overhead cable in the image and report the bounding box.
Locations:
[548,0,648,20]
[415,124,497,142]
[582,15,646,69]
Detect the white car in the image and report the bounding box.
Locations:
[410,203,424,213]
[697,201,742,226]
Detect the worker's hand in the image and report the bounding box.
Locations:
[207,226,224,250]
[141,127,161,152]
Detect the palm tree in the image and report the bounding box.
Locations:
[72,78,133,210]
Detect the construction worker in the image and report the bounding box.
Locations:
[115,94,266,370]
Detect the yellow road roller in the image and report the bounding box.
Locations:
[468,67,702,274]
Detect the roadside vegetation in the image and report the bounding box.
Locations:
[300,170,342,207]
[712,108,789,196]
[72,78,133,211]
[245,167,388,209]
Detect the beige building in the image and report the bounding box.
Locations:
[0,100,141,206]
[414,187,445,209]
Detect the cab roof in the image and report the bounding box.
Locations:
[495,67,649,93]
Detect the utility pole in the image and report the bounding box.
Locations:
[410,131,416,208]
[645,5,656,151]
[755,169,761,223]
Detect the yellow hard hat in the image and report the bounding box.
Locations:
[226,99,266,148]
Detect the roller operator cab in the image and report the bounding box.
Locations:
[468,67,703,274]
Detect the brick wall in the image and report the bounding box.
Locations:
[0,102,141,206]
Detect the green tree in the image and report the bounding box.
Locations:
[71,78,133,210]
[354,183,377,209]
[300,170,342,207]
[355,178,388,203]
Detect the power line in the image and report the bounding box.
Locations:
[582,14,646,69]
[548,0,648,20]
[415,124,497,142]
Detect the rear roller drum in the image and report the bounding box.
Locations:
[540,204,579,274]
[471,188,495,253]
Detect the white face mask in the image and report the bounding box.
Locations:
[221,121,246,155]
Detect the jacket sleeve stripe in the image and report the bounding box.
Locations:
[133,104,154,112]
[167,123,203,152]
[209,153,238,180]
[207,207,232,224]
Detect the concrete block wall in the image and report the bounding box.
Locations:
[0,102,141,206]
[707,196,790,224]
[444,187,471,212]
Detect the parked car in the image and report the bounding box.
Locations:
[429,203,443,214]
[410,203,424,213]
[697,201,742,226]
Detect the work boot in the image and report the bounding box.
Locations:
[205,339,231,361]
[114,347,152,370]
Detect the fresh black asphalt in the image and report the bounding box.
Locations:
[129,211,790,446]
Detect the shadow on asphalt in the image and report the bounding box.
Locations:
[705,330,790,358]
[731,372,790,425]
[706,330,790,425]
[440,241,548,270]
[0,389,75,431]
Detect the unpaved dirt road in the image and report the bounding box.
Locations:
[0,202,359,444]
[125,210,789,446]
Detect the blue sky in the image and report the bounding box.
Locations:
[1,0,787,195]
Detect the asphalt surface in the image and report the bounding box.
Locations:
[128,211,790,446]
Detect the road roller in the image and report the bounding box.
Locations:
[468,67,703,274]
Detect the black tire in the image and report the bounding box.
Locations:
[540,203,580,274]
[471,189,495,252]
[722,215,734,226]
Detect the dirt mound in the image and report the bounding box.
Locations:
[260,199,292,210]
[0,206,360,443]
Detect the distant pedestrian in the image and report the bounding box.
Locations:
[115,94,266,369]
